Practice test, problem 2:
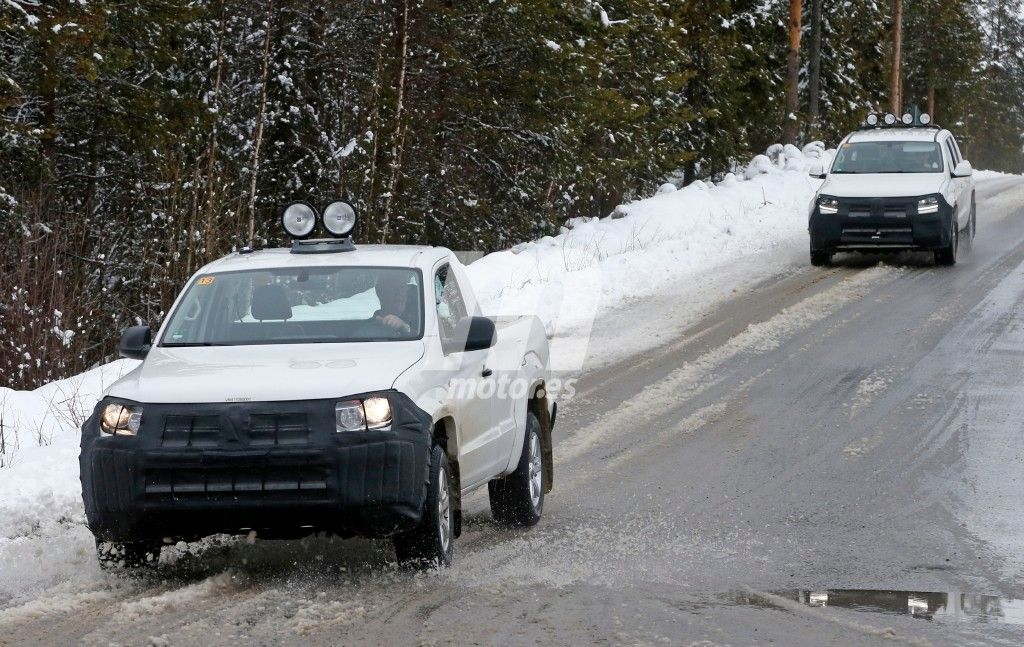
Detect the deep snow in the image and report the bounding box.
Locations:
[1,143,836,602]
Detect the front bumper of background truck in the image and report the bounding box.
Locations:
[79,392,434,543]
[809,195,955,253]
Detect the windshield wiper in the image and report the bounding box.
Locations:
[161,342,225,347]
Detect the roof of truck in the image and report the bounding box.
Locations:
[200,244,451,274]
[847,127,949,144]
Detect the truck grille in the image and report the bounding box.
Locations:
[159,412,312,448]
[845,198,915,219]
[840,226,914,246]
[849,208,907,218]
[144,461,329,496]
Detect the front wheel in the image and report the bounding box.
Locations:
[95,539,161,572]
[810,249,833,267]
[935,218,958,266]
[488,412,544,527]
[394,444,453,569]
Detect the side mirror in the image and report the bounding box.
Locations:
[442,316,496,354]
[952,160,973,178]
[464,316,497,352]
[809,163,827,180]
[118,325,152,360]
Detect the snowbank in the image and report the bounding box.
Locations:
[469,142,830,369]
[0,143,829,601]
[974,169,1024,181]
[0,360,138,601]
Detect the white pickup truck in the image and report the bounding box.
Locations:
[80,204,554,570]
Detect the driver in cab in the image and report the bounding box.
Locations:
[374,273,418,335]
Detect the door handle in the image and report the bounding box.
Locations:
[481,367,493,378]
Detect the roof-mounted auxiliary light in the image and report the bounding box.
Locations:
[322,200,357,237]
[861,109,935,130]
[281,199,359,254]
[281,202,318,239]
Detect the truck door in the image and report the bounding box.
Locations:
[433,263,498,489]
[949,136,972,228]
[944,137,968,229]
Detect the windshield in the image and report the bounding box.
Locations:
[161,266,424,346]
[831,141,944,174]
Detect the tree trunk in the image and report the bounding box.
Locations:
[927,83,935,120]
[889,0,903,114]
[204,3,227,258]
[363,17,389,238]
[246,0,275,246]
[807,0,823,135]
[378,0,410,244]
[782,0,802,145]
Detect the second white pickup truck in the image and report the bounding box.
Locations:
[79,205,554,570]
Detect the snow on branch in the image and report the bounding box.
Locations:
[4,0,41,25]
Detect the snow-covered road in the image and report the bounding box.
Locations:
[2,175,1024,645]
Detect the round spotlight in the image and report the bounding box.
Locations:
[883,113,897,125]
[281,202,318,239]
[322,201,357,237]
[866,114,879,126]
[902,113,913,125]
[919,113,931,125]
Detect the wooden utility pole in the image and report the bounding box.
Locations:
[782,0,803,144]
[807,0,823,136]
[889,0,903,114]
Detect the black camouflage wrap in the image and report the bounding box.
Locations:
[79,390,433,542]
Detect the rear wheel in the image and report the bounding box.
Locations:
[810,249,833,267]
[394,444,453,569]
[95,539,161,571]
[488,412,544,527]
[935,217,958,266]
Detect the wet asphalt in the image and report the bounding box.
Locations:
[3,176,1024,646]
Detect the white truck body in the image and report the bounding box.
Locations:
[83,243,554,568]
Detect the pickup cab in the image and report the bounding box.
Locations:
[79,240,554,569]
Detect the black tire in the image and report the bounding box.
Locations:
[394,444,453,569]
[810,249,833,267]
[95,539,161,571]
[488,412,544,527]
[971,198,977,241]
[935,217,958,266]
[962,202,976,253]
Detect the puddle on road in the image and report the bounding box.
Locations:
[725,589,1024,625]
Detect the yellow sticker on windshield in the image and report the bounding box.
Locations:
[197,276,215,286]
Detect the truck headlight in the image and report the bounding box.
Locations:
[818,196,840,214]
[100,403,143,436]
[335,397,392,432]
[918,196,940,214]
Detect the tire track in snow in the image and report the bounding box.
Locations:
[555,266,900,465]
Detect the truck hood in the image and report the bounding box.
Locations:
[106,341,425,404]
[819,173,947,198]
